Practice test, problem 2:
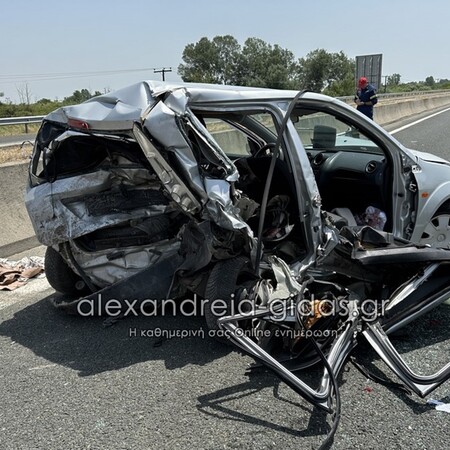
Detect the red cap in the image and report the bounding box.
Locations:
[358,76,368,87]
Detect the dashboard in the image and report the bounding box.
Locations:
[306,148,389,212]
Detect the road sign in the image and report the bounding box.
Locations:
[355,54,383,90]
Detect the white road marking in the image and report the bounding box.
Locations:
[391,107,450,134]
[29,363,57,371]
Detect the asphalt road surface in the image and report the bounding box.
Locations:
[1,111,450,450]
[0,133,36,148]
[390,107,450,161]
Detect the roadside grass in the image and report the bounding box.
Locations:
[0,124,40,136]
[0,144,33,164]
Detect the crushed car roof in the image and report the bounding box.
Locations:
[45,80,350,128]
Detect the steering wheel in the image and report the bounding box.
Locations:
[253,142,277,158]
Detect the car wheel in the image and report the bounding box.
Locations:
[44,246,88,295]
[419,205,450,248]
[204,256,255,344]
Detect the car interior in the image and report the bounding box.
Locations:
[296,116,393,232]
[198,107,394,242]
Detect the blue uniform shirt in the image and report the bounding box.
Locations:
[355,84,378,119]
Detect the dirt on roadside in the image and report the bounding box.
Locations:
[0,144,33,165]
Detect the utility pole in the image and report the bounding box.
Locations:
[154,67,172,81]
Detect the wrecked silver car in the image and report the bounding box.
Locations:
[25,81,450,446]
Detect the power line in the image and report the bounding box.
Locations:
[0,67,174,84]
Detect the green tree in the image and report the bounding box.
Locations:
[179,35,297,89]
[387,73,401,86]
[324,51,355,96]
[178,37,357,93]
[425,76,435,87]
[234,37,269,87]
[323,74,355,97]
[36,98,53,104]
[235,38,297,89]
[64,89,97,104]
[296,49,330,91]
[214,35,241,85]
[437,79,450,89]
[296,49,355,94]
[178,35,240,84]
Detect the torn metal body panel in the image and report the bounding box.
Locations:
[142,98,207,201]
[67,238,182,288]
[25,163,173,246]
[132,124,202,214]
[24,80,450,447]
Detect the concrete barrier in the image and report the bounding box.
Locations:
[364,91,450,125]
[0,161,38,257]
[1,91,450,257]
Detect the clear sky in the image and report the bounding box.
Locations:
[1,0,449,103]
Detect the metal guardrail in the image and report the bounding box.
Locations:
[338,89,450,103]
[0,115,44,134]
[0,115,44,126]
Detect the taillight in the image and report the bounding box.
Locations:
[67,118,90,130]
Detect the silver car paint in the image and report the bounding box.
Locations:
[26,81,450,282]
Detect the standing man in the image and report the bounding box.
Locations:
[354,76,378,120]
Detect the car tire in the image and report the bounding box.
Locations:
[44,246,88,296]
[419,204,450,248]
[204,256,253,344]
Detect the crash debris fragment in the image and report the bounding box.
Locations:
[427,399,450,413]
[0,257,44,291]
